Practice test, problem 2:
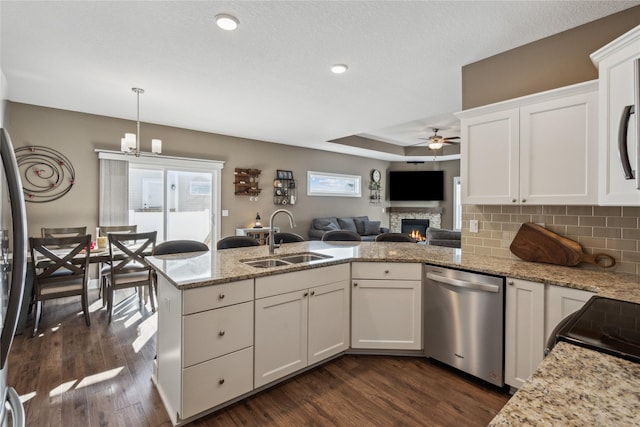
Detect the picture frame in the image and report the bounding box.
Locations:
[307,171,361,197]
[277,169,290,180]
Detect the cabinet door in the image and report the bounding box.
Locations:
[460,108,519,204]
[504,278,545,389]
[254,290,308,388]
[545,285,595,342]
[308,281,350,365]
[597,40,640,205]
[351,279,422,350]
[520,91,598,205]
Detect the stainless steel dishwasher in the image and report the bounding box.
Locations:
[424,265,505,386]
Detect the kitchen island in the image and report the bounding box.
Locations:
[148,241,640,426]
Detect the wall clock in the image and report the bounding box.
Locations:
[371,169,381,183]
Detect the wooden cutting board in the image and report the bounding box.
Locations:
[510,223,615,268]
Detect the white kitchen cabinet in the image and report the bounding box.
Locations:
[351,262,422,350]
[504,278,545,389]
[457,81,598,205]
[505,278,596,390]
[254,264,349,388]
[591,25,640,205]
[545,284,595,342]
[155,277,254,425]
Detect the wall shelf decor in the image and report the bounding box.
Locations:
[273,170,296,205]
[369,168,382,205]
[234,168,261,201]
[15,145,76,203]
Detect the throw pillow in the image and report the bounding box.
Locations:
[364,220,381,235]
[353,216,369,235]
[337,217,358,233]
[320,222,339,232]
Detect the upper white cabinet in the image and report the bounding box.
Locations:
[591,25,640,205]
[457,81,598,205]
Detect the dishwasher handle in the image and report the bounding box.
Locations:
[426,272,500,293]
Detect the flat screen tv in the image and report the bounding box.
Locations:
[389,170,444,201]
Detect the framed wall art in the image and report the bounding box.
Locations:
[307,171,361,197]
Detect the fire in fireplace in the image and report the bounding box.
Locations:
[401,219,430,242]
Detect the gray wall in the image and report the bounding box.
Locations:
[462,5,640,109]
[4,102,406,240]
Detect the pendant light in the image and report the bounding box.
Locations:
[121,87,162,157]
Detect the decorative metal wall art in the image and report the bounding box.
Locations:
[15,146,76,203]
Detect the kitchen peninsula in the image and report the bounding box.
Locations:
[148,241,640,426]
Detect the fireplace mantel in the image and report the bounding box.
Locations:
[387,207,443,214]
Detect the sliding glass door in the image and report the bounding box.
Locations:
[98,151,223,247]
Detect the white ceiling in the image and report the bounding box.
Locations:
[1,1,638,162]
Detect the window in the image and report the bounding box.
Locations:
[453,176,462,231]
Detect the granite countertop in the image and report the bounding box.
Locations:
[489,342,640,426]
[148,241,640,425]
[147,240,640,303]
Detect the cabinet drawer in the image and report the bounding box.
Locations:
[183,301,253,367]
[351,262,421,281]
[182,346,253,419]
[183,279,253,315]
[255,263,349,298]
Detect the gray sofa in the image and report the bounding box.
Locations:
[309,216,389,241]
[426,227,461,248]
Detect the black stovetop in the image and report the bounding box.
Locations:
[556,296,640,364]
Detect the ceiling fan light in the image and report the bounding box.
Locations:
[428,141,444,150]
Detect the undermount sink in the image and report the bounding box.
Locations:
[242,252,333,268]
[278,253,332,263]
[243,259,291,268]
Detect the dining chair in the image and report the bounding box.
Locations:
[321,230,362,242]
[98,225,137,237]
[271,232,305,244]
[104,231,156,323]
[41,226,87,239]
[97,225,138,301]
[375,232,416,242]
[216,236,261,249]
[29,234,92,336]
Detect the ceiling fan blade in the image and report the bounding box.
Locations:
[443,136,460,141]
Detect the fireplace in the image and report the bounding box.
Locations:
[401,219,430,241]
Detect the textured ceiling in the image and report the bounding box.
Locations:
[1,1,638,161]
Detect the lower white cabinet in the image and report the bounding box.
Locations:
[504,278,545,389]
[351,262,422,350]
[254,264,350,388]
[155,276,255,424]
[545,284,595,345]
[505,278,595,389]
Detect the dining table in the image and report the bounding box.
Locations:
[16,242,153,335]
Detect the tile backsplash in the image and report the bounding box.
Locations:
[462,205,640,274]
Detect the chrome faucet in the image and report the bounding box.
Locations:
[269,209,296,254]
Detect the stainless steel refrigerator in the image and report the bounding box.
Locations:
[0,128,27,426]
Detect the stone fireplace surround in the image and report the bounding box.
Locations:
[388,207,443,234]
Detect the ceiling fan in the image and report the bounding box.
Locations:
[415,128,460,150]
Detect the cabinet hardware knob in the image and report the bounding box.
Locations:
[512,199,517,203]
[219,378,225,385]
[303,292,309,297]
[218,293,225,299]
[310,290,315,296]
[508,281,514,286]
[219,330,225,336]
[522,199,526,203]
[384,270,390,274]
[353,282,358,287]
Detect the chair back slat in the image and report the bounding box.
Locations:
[41,227,87,239]
[108,231,156,274]
[98,225,137,237]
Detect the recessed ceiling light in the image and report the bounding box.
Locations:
[331,64,349,74]
[215,14,239,31]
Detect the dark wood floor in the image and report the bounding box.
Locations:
[9,291,510,426]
